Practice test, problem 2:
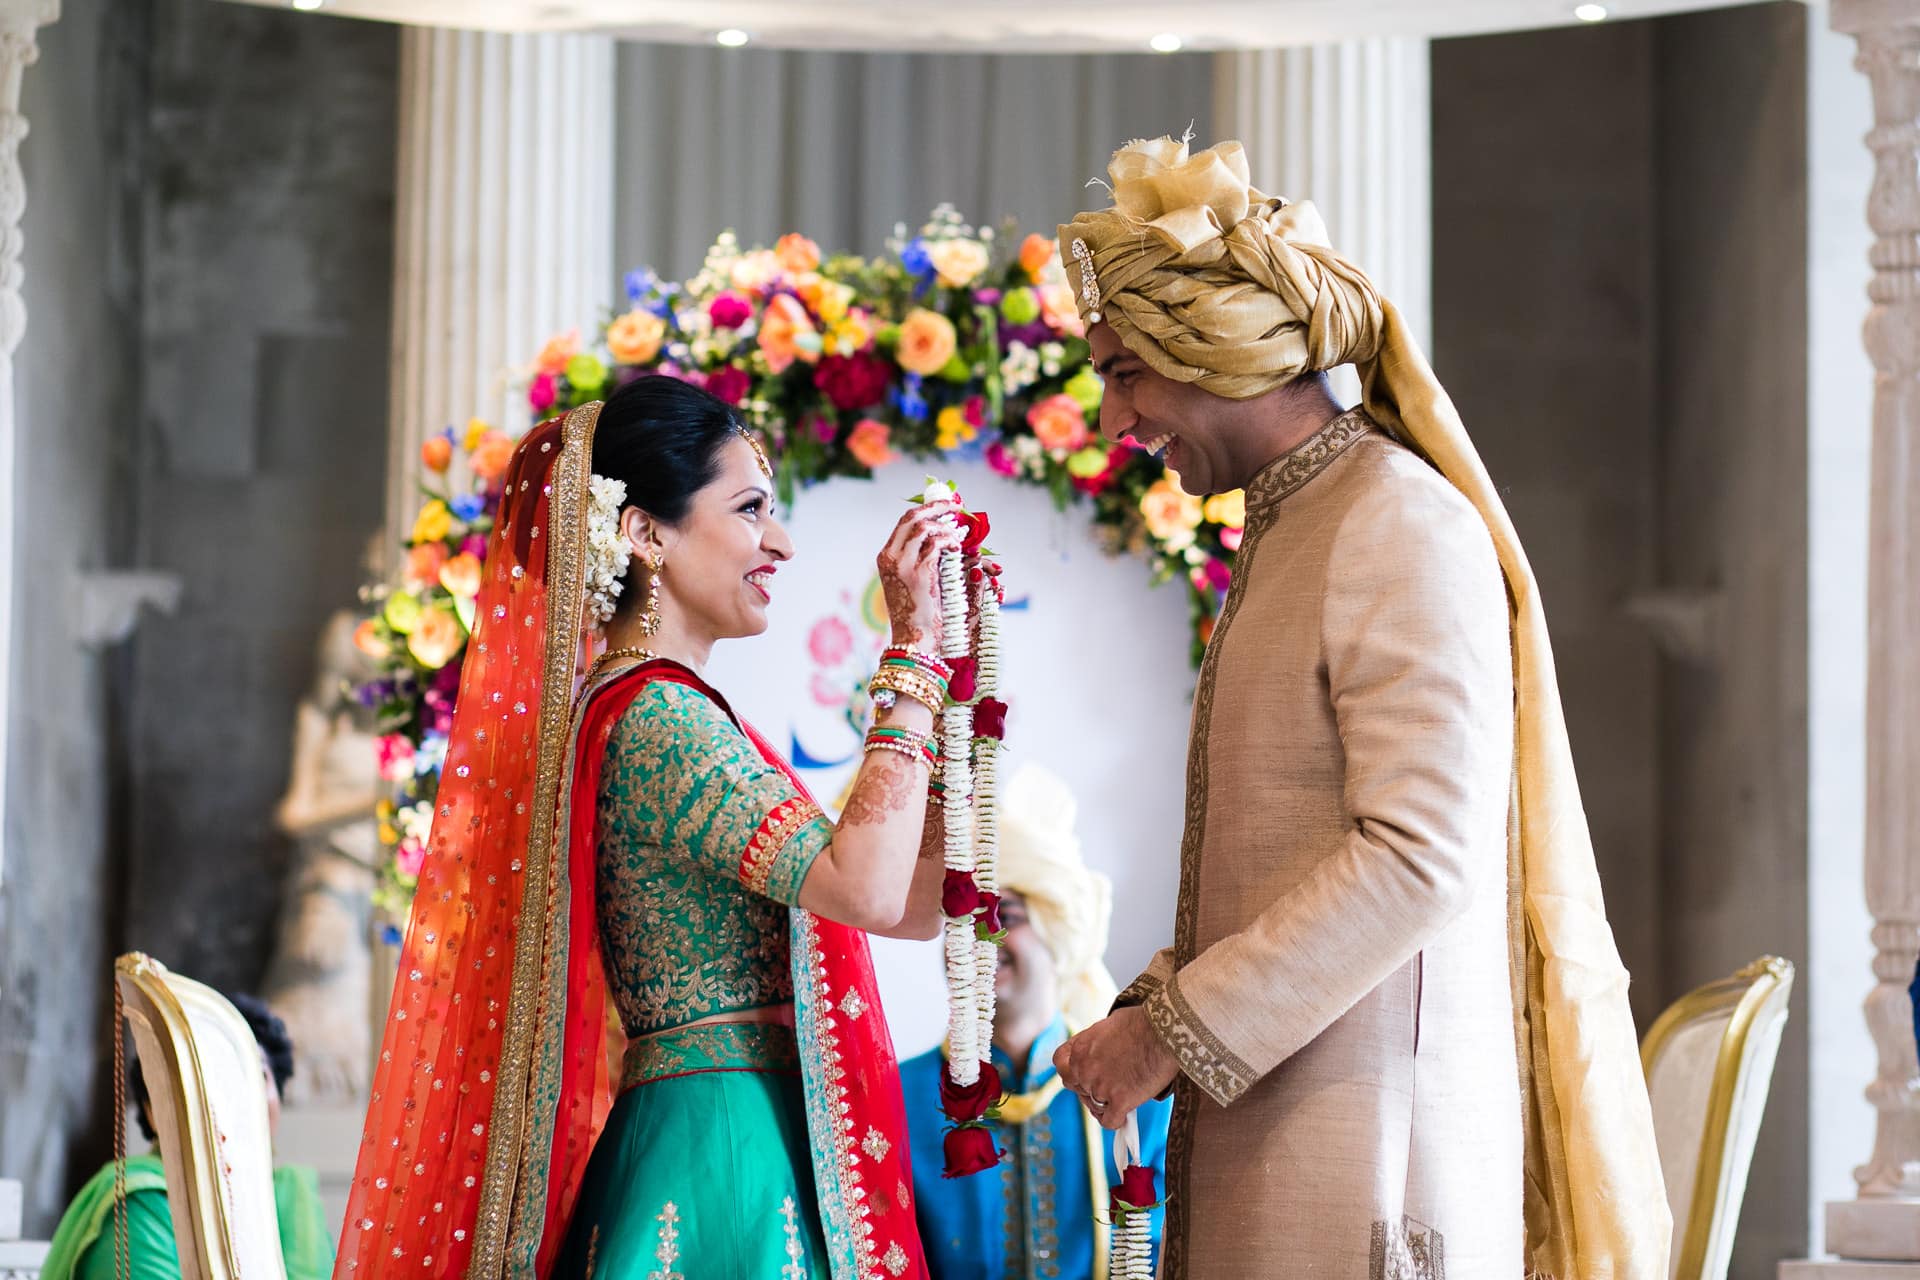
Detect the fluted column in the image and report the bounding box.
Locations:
[1214,39,1431,401]
[0,0,58,890]
[384,26,614,560]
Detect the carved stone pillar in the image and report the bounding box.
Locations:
[1784,2,1920,1272]
[1214,39,1431,402]
[384,26,614,561]
[0,0,59,890]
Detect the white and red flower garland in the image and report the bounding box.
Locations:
[917,479,1012,1178]
[1109,1113,1161,1279]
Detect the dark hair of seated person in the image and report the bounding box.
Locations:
[129,992,296,1144]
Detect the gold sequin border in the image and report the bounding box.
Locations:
[739,797,826,898]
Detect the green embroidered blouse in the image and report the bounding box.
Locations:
[595,679,833,1035]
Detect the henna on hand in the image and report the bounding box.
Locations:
[841,751,923,828]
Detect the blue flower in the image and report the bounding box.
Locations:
[380,923,403,946]
[900,238,935,282]
[624,267,659,306]
[415,734,449,776]
[892,374,928,423]
[450,493,487,522]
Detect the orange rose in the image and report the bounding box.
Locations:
[846,419,895,469]
[534,330,579,377]
[758,294,819,373]
[896,308,958,377]
[420,435,452,473]
[408,606,466,670]
[1019,233,1057,280]
[353,618,390,660]
[606,309,666,365]
[1039,283,1084,337]
[776,233,822,274]
[469,431,516,483]
[1026,393,1090,452]
[1139,476,1204,550]
[405,541,450,586]
[439,552,483,599]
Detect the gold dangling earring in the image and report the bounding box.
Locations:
[640,557,664,636]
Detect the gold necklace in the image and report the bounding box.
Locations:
[589,645,659,679]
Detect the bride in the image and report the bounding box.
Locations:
[337,375,957,1278]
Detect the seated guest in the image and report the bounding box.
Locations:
[41,993,335,1280]
[900,764,1172,1280]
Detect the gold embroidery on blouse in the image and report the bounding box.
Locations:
[742,796,828,896]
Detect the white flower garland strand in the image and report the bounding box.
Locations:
[970,585,1002,1047]
[938,521,981,1081]
[584,474,631,628]
[1113,1113,1156,1280]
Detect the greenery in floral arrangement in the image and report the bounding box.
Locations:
[355,209,1247,910]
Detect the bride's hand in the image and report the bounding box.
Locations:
[878,501,962,649]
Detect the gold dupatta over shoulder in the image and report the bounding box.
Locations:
[1060,137,1670,1280]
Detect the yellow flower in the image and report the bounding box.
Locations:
[896,308,958,377]
[1202,489,1246,529]
[824,310,874,356]
[935,405,977,451]
[1139,477,1204,550]
[463,418,491,451]
[929,239,991,289]
[606,309,666,365]
[411,499,453,544]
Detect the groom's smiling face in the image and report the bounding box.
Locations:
[1088,322,1241,496]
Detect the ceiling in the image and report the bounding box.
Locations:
[219,0,1802,51]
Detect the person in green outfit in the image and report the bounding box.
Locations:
[41,993,335,1280]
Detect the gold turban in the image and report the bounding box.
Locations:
[996,763,1121,1030]
[1061,139,1671,1280]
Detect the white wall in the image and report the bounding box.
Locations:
[705,457,1193,1056]
[1804,1,1877,1253]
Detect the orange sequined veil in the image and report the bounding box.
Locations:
[338,403,927,1279]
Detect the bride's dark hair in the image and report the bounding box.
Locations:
[590,374,748,524]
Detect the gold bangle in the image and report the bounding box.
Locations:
[863,738,934,767]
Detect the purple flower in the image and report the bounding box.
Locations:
[809,415,837,444]
[451,493,487,522]
[624,267,659,306]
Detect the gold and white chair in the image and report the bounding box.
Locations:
[114,952,288,1280]
[1640,955,1795,1280]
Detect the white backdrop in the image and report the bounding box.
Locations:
[705,456,1192,1056]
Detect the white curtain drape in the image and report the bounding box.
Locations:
[612,44,1215,280]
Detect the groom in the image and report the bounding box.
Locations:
[1049,138,1668,1280]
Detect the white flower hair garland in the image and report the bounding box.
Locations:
[584,473,631,628]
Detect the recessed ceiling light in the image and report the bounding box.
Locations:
[1149,33,1184,53]
[291,0,325,10]
[716,28,750,47]
[1573,4,1608,20]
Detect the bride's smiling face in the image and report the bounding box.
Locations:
[633,437,794,642]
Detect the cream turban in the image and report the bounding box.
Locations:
[996,763,1120,1030]
[1060,138,1672,1280]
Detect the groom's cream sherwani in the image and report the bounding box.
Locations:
[1122,408,1523,1279]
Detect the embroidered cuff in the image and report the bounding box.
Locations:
[739,797,831,905]
[1144,976,1258,1107]
[1113,970,1167,1012]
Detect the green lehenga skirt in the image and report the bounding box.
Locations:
[557,1023,830,1279]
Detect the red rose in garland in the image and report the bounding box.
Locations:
[941,869,983,919]
[947,655,978,702]
[975,891,1003,937]
[942,1124,1002,1178]
[1112,1163,1160,1210]
[959,509,991,553]
[939,1059,1003,1123]
[813,352,892,413]
[973,697,1008,740]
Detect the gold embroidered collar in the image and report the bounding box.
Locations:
[1243,407,1377,518]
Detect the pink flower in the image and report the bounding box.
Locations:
[528,372,557,414]
[809,617,854,666]
[396,838,427,879]
[709,292,754,330]
[847,419,895,470]
[984,442,1019,477]
[1203,558,1231,592]
[811,673,846,707]
[1220,526,1244,552]
[377,735,415,782]
[1027,394,1090,452]
[706,366,751,405]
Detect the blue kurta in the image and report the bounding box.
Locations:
[899,1018,1171,1280]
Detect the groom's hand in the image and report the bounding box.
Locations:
[1053,1006,1179,1130]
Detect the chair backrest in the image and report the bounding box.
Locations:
[114,953,288,1280]
[1640,955,1795,1280]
